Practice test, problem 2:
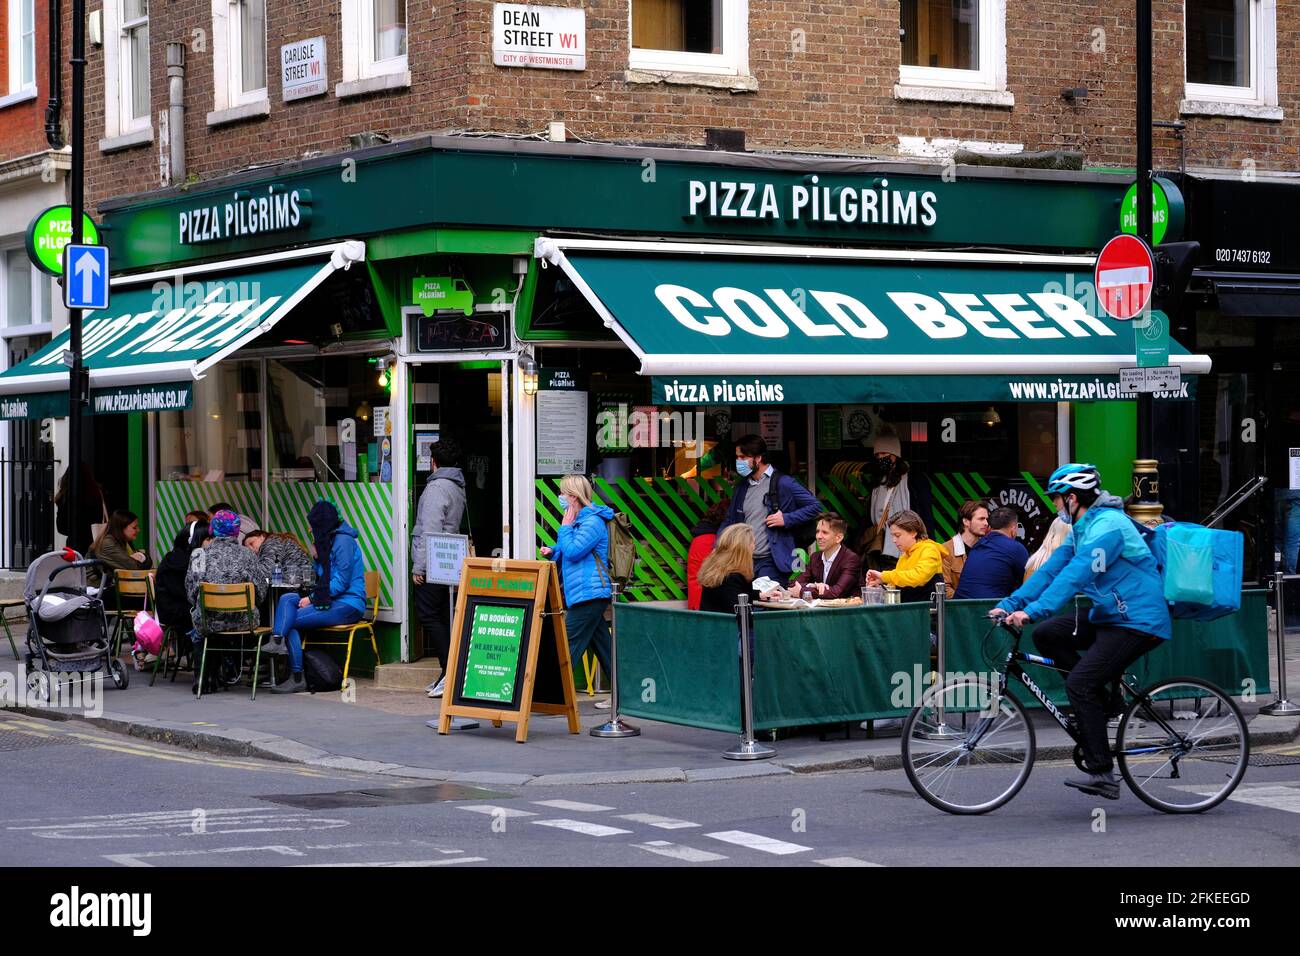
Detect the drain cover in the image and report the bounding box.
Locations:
[1248,753,1300,767]
[258,783,514,809]
[0,729,74,752]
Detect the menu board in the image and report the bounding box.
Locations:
[461,605,527,703]
[537,386,588,475]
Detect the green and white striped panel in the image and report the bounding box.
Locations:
[152,481,262,558]
[267,482,396,609]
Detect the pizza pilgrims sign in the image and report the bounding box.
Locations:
[1094,234,1154,321]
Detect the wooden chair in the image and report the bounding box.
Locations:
[301,571,380,686]
[196,582,273,700]
[0,597,23,660]
[108,569,154,658]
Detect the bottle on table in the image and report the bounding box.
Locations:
[272,563,284,587]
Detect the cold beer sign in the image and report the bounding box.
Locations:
[493,4,585,71]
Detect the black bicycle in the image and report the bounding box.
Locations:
[901,620,1249,814]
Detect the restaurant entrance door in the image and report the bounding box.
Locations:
[408,361,507,659]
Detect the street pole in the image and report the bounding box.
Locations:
[1129,0,1163,526]
[67,0,88,552]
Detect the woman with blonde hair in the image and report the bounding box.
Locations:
[540,474,616,688]
[865,509,948,603]
[697,524,762,614]
[1024,516,1071,581]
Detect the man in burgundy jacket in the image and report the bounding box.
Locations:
[764,513,862,600]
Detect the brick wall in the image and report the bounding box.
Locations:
[79,0,1300,215]
[0,0,56,160]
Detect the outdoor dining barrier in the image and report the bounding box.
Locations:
[590,581,640,738]
[608,589,1273,756]
[1260,572,1300,716]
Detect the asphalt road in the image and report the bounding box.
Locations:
[2,711,1299,868]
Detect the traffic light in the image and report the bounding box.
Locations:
[1151,241,1200,316]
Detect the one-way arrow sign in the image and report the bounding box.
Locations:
[63,244,109,311]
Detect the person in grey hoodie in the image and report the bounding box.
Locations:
[411,439,467,697]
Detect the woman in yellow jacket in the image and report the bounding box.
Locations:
[865,509,948,602]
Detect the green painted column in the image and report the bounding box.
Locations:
[1073,403,1136,497]
[127,413,146,542]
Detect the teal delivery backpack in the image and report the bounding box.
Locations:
[1143,522,1244,622]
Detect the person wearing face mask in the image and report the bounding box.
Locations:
[717,434,821,585]
[858,427,933,573]
[991,464,1170,802]
[540,474,616,695]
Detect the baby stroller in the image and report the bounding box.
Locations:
[24,548,129,700]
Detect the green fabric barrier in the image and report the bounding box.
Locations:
[751,604,932,727]
[614,604,741,733]
[943,591,1271,710]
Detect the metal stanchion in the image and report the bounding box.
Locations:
[724,594,776,760]
[1260,571,1300,717]
[590,581,640,737]
[920,575,961,740]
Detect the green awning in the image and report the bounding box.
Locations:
[0,242,365,402]
[0,383,195,421]
[651,373,1196,405]
[536,239,1211,387]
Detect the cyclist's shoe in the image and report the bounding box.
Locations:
[1064,770,1120,800]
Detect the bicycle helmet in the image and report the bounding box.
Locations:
[1045,463,1100,496]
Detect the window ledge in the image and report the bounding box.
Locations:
[624,69,758,93]
[335,70,411,100]
[894,84,1014,107]
[206,99,271,127]
[0,87,37,110]
[1179,99,1283,122]
[99,126,154,153]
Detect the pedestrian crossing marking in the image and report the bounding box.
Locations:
[705,830,812,855]
[633,841,727,863]
[531,819,632,837]
[530,800,614,812]
[457,805,537,818]
[615,813,700,829]
[815,857,884,867]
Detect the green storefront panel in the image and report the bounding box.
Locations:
[555,247,1209,376]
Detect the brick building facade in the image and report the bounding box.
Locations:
[77,1,1298,212]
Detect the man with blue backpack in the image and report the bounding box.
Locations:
[991,463,1171,802]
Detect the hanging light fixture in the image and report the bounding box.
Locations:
[376,356,391,389]
[519,353,538,396]
[355,400,372,423]
[982,406,1002,427]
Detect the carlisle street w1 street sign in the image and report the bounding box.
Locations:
[63,245,109,311]
[1095,233,1154,321]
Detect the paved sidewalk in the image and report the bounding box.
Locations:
[6,628,1299,786]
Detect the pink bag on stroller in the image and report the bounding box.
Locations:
[132,611,164,656]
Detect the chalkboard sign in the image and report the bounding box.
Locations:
[436,559,579,742]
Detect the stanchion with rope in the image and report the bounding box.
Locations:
[1260,571,1300,717]
[724,593,775,760]
[590,581,640,738]
[920,575,962,740]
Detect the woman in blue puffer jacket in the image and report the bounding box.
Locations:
[540,474,614,686]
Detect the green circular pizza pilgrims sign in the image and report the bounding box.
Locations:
[25,206,101,276]
[1119,177,1184,246]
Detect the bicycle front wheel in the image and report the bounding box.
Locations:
[1116,677,1248,814]
[902,679,1037,815]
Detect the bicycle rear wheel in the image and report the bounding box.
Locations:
[1116,677,1248,813]
[902,679,1037,815]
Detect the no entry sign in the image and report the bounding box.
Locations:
[1095,234,1154,321]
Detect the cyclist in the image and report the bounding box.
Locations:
[990,463,1171,800]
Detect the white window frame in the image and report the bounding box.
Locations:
[102,0,151,140]
[1184,0,1277,107]
[6,0,37,97]
[898,0,1005,92]
[627,0,749,78]
[212,0,268,111]
[0,246,54,340]
[341,0,408,83]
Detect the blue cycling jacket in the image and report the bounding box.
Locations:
[997,493,1171,640]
